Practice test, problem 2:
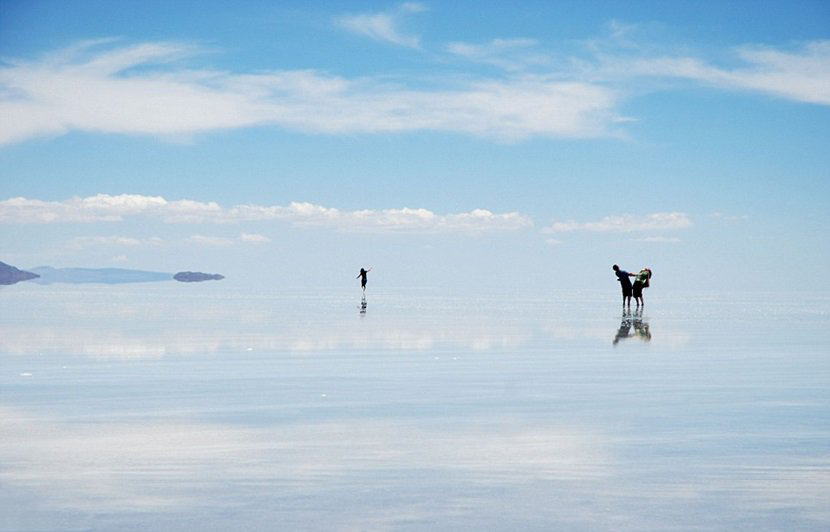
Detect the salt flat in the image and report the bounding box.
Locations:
[1,284,828,531]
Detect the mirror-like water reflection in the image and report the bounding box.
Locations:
[1,285,829,530]
[613,310,651,345]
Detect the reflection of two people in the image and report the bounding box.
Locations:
[613,309,651,345]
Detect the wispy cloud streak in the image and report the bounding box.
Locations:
[337,3,426,48]
[2,33,826,147]
[595,39,830,105]
[0,40,621,144]
[67,235,162,250]
[448,38,550,71]
[545,212,691,233]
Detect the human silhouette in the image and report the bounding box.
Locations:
[613,264,634,309]
[357,267,372,292]
[632,268,652,308]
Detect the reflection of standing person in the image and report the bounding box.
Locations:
[613,314,632,345]
[632,313,651,341]
[632,268,652,308]
[613,265,633,309]
[357,267,372,292]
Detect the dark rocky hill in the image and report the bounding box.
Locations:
[0,261,40,285]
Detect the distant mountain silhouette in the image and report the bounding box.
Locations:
[0,261,40,285]
[2,261,225,285]
[29,266,173,284]
[174,271,225,282]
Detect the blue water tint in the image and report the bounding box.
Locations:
[1,284,829,531]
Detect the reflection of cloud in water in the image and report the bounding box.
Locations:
[0,406,609,513]
[0,291,537,358]
[0,328,217,359]
[728,462,830,522]
[4,406,828,528]
[287,325,532,353]
[0,322,533,359]
[0,288,700,359]
[0,318,694,359]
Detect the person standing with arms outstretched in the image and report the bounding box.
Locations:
[357,267,372,292]
[613,264,633,309]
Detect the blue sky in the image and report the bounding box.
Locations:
[1,0,828,292]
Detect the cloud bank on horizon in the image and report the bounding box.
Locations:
[0,194,694,245]
[0,194,533,234]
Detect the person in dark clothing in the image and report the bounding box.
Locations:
[613,264,633,309]
[357,267,372,292]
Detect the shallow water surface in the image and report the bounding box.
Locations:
[1,285,829,530]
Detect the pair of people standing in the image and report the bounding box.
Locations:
[613,265,652,309]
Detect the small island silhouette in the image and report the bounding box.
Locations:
[174,271,225,282]
[1,260,224,285]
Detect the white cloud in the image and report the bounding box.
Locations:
[337,3,426,48]
[69,235,164,248]
[710,212,749,222]
[240,232,271,243]
[726,42,830,104]
[600,40,830,105]
[0,194,167,223]
[66,235,143,250]
[3,35,824,147]
[1,194,533,234]
[187,235,234,246]
[545,212,691,233]
[0,40,622,145]
[447,38,550,71]
[218,202,535,234]
[631,236,681,243]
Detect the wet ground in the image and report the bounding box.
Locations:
[2,284,828,530]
